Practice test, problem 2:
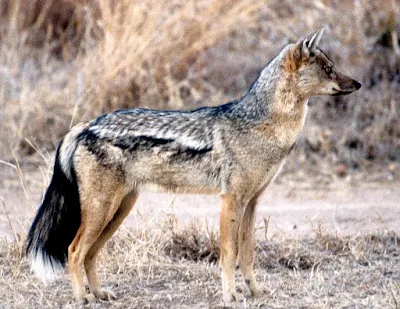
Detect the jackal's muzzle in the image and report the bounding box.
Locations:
[331,75,361,96]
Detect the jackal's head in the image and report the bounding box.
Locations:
[284,28,361,97]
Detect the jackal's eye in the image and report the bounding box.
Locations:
[325,67,332,74]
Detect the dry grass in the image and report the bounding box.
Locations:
[0,0,263,156]
[0,215,398,308]
[0,158,398,308]
[0,0,399,179]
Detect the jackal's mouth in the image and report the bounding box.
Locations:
[331,81,361,96]
[331,89,354,96]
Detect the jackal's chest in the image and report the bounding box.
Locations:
[236,117,306,191]
[254,104,308,151]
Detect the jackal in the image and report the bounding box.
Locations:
[26,28,360,304]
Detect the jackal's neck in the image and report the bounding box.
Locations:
[235,45,308,124]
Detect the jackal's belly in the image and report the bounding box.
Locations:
[124,151,223,194]
[128,167,222,194]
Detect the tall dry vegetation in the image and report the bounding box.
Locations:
[0,0,399,176]
[0,0,263,156]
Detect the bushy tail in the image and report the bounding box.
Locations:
[26,123,87,280]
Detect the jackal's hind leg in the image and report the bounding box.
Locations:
[84,190,138,301]
[68,160,127,304]
[68,213,111,304]
[238,195,267,298]
[220,193,245,303]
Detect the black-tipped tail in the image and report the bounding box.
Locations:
[26,142,81,275]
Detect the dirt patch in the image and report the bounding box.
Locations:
[1,162,399,240]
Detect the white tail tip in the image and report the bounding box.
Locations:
[30,252,63,284]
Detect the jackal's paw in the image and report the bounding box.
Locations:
[223,290,245,304]
[82,293,96,305]
[93,289,117,301]
[251,286,269,298]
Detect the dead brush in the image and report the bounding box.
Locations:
[312,220,352,254]
[256,237,318,271]
[101,214,220,282]
[255,221,400,273]
[161,216,220,264]
[312,221,400,265]
[274,241,316,271]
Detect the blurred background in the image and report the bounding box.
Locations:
[0,0,399,181]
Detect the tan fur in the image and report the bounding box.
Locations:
[254,99,307,149]
[68,146,134,302]
[237,190,265,297]
[84,192,137,300]
[282,45,304,72]
[219,193,242,302]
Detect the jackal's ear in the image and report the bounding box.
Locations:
[286,28,324,71]
[295,27,325,59]
[306,28,324,53]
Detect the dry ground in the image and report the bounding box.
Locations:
[0,211,399,309]
[1,0,400,171]
[0,163,399,309]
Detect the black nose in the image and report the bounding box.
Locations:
[354,80,361,90]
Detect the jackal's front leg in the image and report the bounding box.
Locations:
[238,196,267,298]
[220,193,244,303]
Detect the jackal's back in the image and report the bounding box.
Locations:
[76,104,240,193]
